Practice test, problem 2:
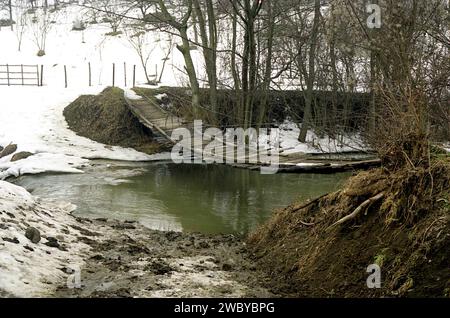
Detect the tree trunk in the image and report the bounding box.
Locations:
[298,0,321,142]
[329,2,338,134]
[258,0,274,128]
[193,0,218,122]
[178,27,201,117]
[206,0,218,118]
[9,0,13,31]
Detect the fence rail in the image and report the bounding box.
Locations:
[0,62,144,88]
[0,64,40,86]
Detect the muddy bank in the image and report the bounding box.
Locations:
[0,179,274,298]
[54,218,274,298]
[248,158,450,297]
[64,87,162,155]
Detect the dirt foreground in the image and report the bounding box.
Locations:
[54,217,274,298]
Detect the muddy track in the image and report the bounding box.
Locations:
[54,217,275,298]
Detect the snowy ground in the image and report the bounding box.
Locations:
[0,5,180,180]
[0,85,170,179]
[0,180,90,297]
[265,120,367,155]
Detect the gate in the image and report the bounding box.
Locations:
[0,64,40,86]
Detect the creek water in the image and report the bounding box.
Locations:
[14,161,349,235]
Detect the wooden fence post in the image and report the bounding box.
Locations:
[88,62,91,87]
[6,64,10,86]
[133,65,136,87]
[64,65,67,88]
[21,64,24,86]
[124,62,127,87]
[40,65,43,86]
[112,63,115,87]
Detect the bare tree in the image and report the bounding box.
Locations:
[13,0,28,51]
[155,0,201,116]
[230,0,263,129]
[87,0,129,34]
[297,0,322,142]
[125,25,155,84]
[192,0,218,121]
[29,7,56,56]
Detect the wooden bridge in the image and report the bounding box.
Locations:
[124,92,185,143]
[124,90,380,173]
[124,92,261,164]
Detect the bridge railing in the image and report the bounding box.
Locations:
[0,64,41,86]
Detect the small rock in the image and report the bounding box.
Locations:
[44,237,60,248]
[6,212,15,219]
[222,262,234,271]
[90,254,104,261]
[0,144,17,158]
[11,151,34,162]
[2,237,20,244]
[24,245,34,252]
[145,258,173,275]
[165,231,181,241]
[25,227,41,244]
[112,223,136,230]
[197,241,210,249]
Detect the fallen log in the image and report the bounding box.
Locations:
[275,159,381,174]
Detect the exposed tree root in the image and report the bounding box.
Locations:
[299,220,315,226]
[328,192,385,229]
[292,193,330,212]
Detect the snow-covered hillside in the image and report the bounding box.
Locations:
[0,4,180,179]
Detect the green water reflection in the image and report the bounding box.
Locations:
[14,162,349,235]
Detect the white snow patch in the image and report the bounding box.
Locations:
[258,120,367,155]
[0,181,90,297]
[155,93,168,100]
[295,162,324,167]
[124,89,142,100]
[0,153,88,180]
[443,142,450,153]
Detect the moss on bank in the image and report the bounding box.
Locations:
[64,87,161,154]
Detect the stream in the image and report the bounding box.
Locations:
[13,161,349,235]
